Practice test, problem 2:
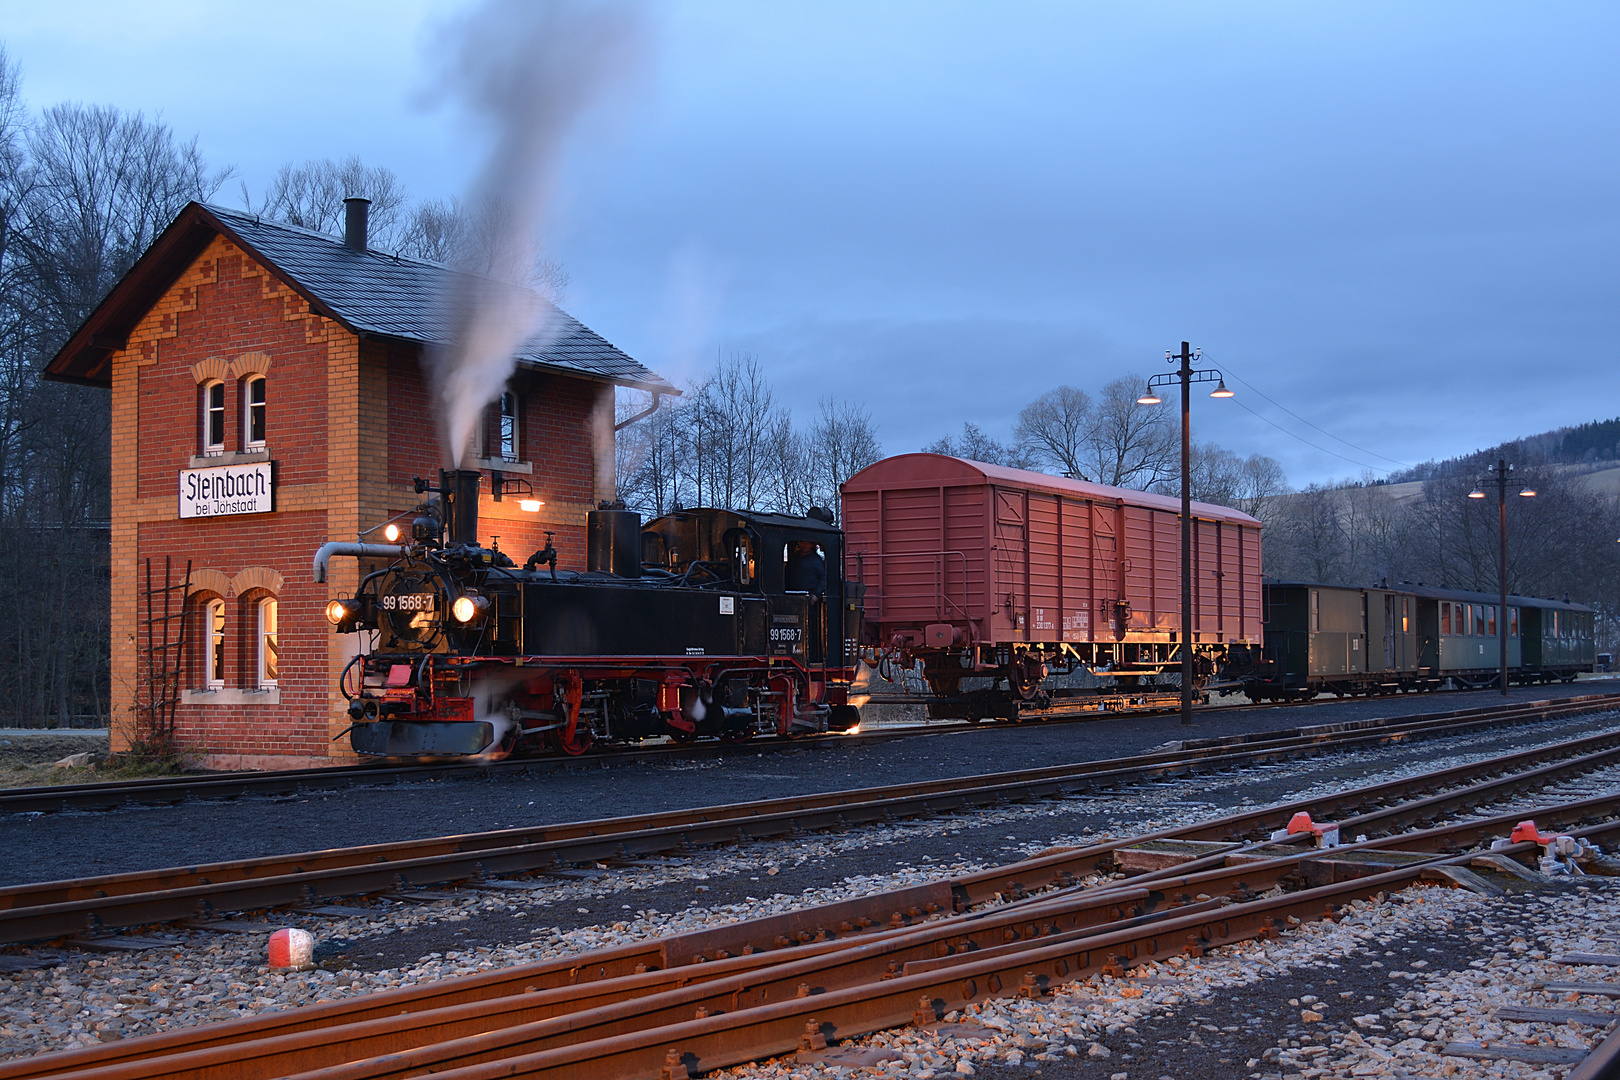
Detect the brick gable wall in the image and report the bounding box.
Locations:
[105,234,612,768]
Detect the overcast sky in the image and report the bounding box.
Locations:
[5,1,1617,486]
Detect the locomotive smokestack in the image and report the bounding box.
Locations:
[343,197,370,253]
[442,468,482,546]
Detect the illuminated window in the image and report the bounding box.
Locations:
[202,381,225,455]
[1441,604,1451,636]
[244,377,266,449]
[1487,606,1496,637]
[257,597,278,687]
[1510,607,1519,637]
[206,599,225,689]
[1401,598,1409,633]
[499,391,519,463]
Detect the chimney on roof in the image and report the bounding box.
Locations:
[343,198,370,253]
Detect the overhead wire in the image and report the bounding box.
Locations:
[1197,349,1414,471]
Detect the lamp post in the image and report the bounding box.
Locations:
[1138,341,1233,726]
[1468,458,1535,697]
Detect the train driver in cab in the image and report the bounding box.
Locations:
[784,540,826,595]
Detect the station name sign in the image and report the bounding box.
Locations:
[179,462,274,519]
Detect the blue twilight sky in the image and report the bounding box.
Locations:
[3,1,1617,486]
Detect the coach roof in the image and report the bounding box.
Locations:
[43,201,674,393]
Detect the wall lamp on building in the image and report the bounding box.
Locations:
[491,470,543,512]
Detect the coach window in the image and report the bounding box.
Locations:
[1441,604,1451,635]
[1487,606,1497,637]
[1402,598,1410,633]
[1310,590,1319,631]
[243,376,266,450]
[1510,607,1520,637]
[201,381,226,456]
[257,597,279,688]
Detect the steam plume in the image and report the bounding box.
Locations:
[426,0,642,466]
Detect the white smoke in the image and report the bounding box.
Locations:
[425,0,644,466]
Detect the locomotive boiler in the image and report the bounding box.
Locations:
[315,469,861,759]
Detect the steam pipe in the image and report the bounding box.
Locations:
[313,542,410,583]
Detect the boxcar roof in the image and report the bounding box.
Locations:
[843,453,1261,527]
[1266,578,1593,613]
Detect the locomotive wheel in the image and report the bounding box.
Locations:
[554,727,593,756]
[720,726,755,744]
[669,728,698,745]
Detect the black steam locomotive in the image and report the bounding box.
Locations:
[315,470,862,759]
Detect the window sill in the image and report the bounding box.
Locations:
[189,449,271,469]
[472,457,531,475]
[182,687,281,706]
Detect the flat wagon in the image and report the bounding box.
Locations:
[841,453,1262,717]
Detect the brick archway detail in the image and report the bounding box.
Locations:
[184,568,231,598]
[231,565,284,598]
[189,357,230,385]
[230,352,273,379]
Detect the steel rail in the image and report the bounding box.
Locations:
[4,692,1615,815]
[3,697,1619,949]
[10,744,1620,1080]
[8,692,1616,905]
[18,811,1614,1080]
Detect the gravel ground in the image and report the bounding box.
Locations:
[5,706,1620,1071]
[709,882,1620,1080]
[1,681,1614,889]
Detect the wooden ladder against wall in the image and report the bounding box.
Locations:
[140,557,192,750]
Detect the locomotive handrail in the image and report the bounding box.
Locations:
[312,542,412,583]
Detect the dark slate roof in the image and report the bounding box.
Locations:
[44,201,674,392]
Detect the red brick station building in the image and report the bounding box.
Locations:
[45,201,672,769]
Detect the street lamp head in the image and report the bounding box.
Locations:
[1518,487,1536,497]
[1209,379,1233,399]
[1137,385,1162,406]
[1468,488,1486,499]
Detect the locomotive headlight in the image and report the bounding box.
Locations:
[383,522,401,543]
[325,598,362,629]
[451,594,491,624]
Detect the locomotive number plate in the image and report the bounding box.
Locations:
[380,592,436,612]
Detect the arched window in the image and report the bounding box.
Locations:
[205,598,225,689]
[243,376,266,450]
[257,597,278,687]
[201,381,226,456]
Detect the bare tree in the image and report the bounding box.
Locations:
[1014,385,1092,477]
[810,397,882,510]
[925,422,1037,469]
[1082,376,1176,490]
[0,58,226,726]
[246,156,409,249]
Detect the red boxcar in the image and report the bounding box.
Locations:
[841,454,1261,707]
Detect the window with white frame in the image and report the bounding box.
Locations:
[205,598,225,689]
[257,597,278,687]
[243,376,266,450]
[202,381,226,455]
[498,391,519,462]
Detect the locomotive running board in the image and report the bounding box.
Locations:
[351,720,495,757]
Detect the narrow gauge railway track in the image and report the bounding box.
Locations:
[1,693,1619,949]
[6,689,1614,816]
[9,747,1620,1080]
